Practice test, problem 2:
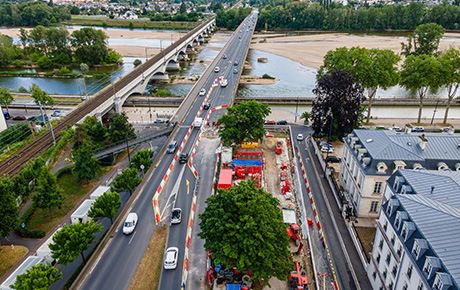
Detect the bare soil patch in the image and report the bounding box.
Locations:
[0,245,29,278]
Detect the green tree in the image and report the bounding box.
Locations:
[0,85,14,113]
[28,26,48,55]
[400,54,441,124]
[198,181,292,285]
[311,70,365,138]
[88,191,121,224]
[0,35,15,66]
[131,149,154,172]
[45,26,71,58]
[80,63,89,74]
[33,166,64,213]
[37,56,53,68]
[11,263,62,290]
[401,23,445,57]
[133,59,142,67]
[217,100,271,146]
[111,167,141,196]
[50,221,102,265]
[0,176,19,239]
[319,47,400,123]
[439,48,460,124]
[31,84,54,107]
[105,50,122,64]
[73,139,100,182]
[108,113,136,143]
[71,28,109,65]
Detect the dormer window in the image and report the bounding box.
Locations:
[402,226,408,240]
[393,160,407,173]
[395,215,401,229]
[437,162,449,171]
[455,163,460,171]
[424,256,442,280]
[412,241,420,256]
[387,203,393,215]
[377,162,387,174]
[412,239,429,260]
[413,163,424,170]
[433,272,453,290]
[423,260,432,277]
[402,221,415,241]
[434,278,443,290]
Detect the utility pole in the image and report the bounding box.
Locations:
[122,112,131,165]
[326,110,333,167]
[38,100,56,146]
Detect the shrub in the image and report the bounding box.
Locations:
[55,165,74,178]
[37,56,53,69]
[18,86,29,93]
[261,73,275,79]
[60,67,70,74]
[13,59,22,67]
[133,59,142,67]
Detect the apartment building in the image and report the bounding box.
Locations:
[339,128,460,218]
[367,169,460,290]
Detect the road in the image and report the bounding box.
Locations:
[77,12,257,290]
[291,125,372,290]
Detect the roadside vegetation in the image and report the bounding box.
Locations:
[64,16,199,30]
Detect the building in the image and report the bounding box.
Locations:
[367,169,460,290]
[339,128,460,218]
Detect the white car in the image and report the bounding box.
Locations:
[221,79,228,87]
[321,145,334,153]
[297,134,303,141]
[214,67,220,73]
[164,247,179,270]
[123,213,138,235]
[171,208,182,224]
[199,88,206,96]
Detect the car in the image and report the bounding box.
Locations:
[223,54,227,59]
[179,153,188,164]
[233,69,238,74]
[13,115,26,120]
[154,118,165,123]
[171,208,182,224]
[166,141,178,154]
[123,212,138,234]
[321,145,334,153]
[297,134,303,141]
[319,141,332,147]
[51,110,67,117]
[164,247,179,270]
[199,88,206,96]
[413,126,425,132]
[326,156,341,163]
[264,120,276,125]
[388,126,402,132]
[234,60,238,66]
[214,67,220,73]
[239,36,241,39]
[276,120,287,125]
[3,112,11,120]
[221,79,228,87]
[203,103,210,110]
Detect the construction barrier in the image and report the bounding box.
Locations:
[180,193,197,290]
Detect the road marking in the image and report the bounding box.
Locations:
[129,232,136,244]
[186,179,190,194]
[160,165,187,219]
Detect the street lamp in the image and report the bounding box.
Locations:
[295,96,299,123]
[431,98,440,125]
[326,110,334,166]
[121,112,131,165]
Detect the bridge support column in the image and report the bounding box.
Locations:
[114,97,122,114]
[166,62,180,70]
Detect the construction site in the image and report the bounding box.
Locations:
[207,129,313,290]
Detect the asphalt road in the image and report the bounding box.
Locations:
[78,12,258,290]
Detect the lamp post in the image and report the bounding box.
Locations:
[295,96,299,123]
[122,112,131,165]
[326,110,333,167]
[431,98,440,125]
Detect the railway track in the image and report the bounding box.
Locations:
[0,18,215,178]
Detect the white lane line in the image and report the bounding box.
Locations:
[129,232,137,245]
[160,165,187,219]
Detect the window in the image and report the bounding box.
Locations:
[383,269,388,279]
[403,283,408,290]
[397,246,402,258]
[391,234,395,246]
[434,275,443,290]
[392,265,398,277]
[370,201,379,212]
[402,226,408,241]
[412,242,420,257]
[407,264,413,279]
[372,271,377,280]
[376,253,381,264]
[417,281,424,290]
[388,282,394,290]
[383,220,388,232]
[394,179,399,191]
[379,238,384,250]
[387,203,393,215]
[395,215,401,229]
[386,253,391,265]
[374,182,383,194]
[423,261,432,276]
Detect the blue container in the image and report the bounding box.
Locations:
[215,265,222,273]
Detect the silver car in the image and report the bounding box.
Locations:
[164,247,179,270]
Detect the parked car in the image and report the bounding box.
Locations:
[203,103,210,110]
[179,153,188,164]
[214,67,220,73]
[166,141,178,154]
[413,126,425,132]
[3,112,11,120]
[199,88,206,96]
[297,134,304,141]
[388,126,402,132]
[154,119,165,123]
[164,247,179,270]
[223,54,227,59]
[234,60,238,66]
[321,144,334,153]
[319,141,332,147]
[123,212,138,235]
[51,110,67,117]
[326,156,341,163]
[276,120,287,125]
[13,115,26,120]
[264,120,276,125]
[171,208,182,224]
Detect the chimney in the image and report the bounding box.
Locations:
[449,126,455,135]
[418,134,428,150]
[405,124,412,134]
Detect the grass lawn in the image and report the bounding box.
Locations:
[0,245,29,278]
[128,225,168,290]
[27,166,113,233]
[64,16,199,30]
[355,226,376,262]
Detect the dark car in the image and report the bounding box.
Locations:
[234,60,238,66]
[277,120,287,125]
[13,115,26,120]
[179,153,188,164]
[326,156,341,163]
[3,112,11,120]
[203,103,210,110]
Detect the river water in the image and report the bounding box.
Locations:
[1,28,459,114]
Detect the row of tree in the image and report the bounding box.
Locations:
[0,1,71,27]
[256,2,460,31]
[317,23,459,128]
[0,26,122,67]
[216,7,252,30]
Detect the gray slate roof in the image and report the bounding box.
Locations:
[392,170,460,287]
[348,130,460,175]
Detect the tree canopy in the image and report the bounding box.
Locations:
[50,221,102,265]
[0,176,19,239]
[311,70,365,139]
[217,100,271,146]
[108,113,136,143]
[439,48,460,124]
[73,139,100,182]
[70,28,110,65]
[0,85,14,113]
[33,166,64,212]
[31,84,54,107]
[11,263,62,290]
[198,181,292,285]
[131,149,154,172]
[319,47,400,123]
[401,23,445,57]
[111,167,141,195]
[88,191,121,224]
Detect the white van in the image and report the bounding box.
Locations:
[193,118,203,129]
[123,212,138,234]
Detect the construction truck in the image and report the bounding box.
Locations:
[286,223,304,255]
[288,260,308,290]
